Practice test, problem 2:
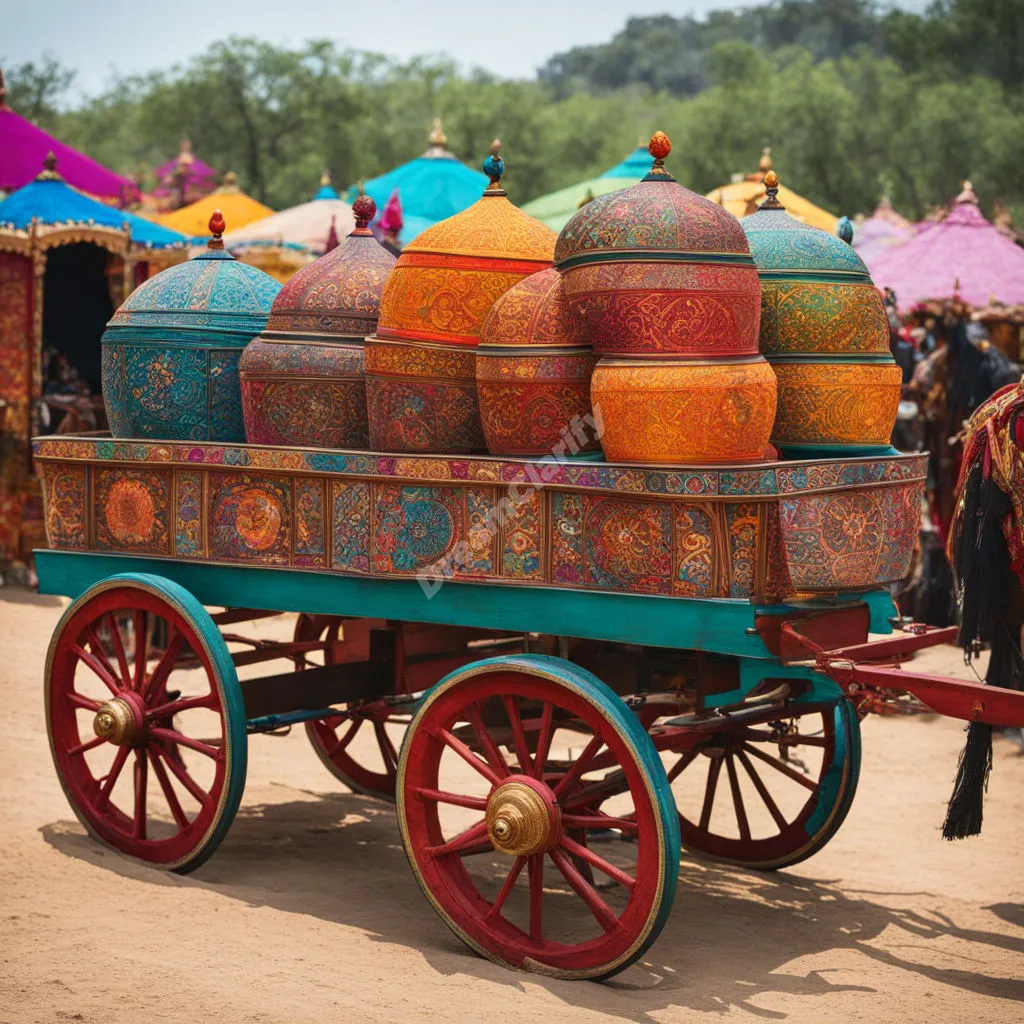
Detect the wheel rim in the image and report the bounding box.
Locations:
[46,581,239,871]
[296,614,405,801]
[398,660,675,980]
[669,700,858,869]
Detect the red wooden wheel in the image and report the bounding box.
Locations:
[296,614,406,801]
[45,575,246,872]
[397,655,678,980]
[668,699,860,870]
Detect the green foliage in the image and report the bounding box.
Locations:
[3,0,1024,225]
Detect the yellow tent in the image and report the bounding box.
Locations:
[706,148,839,233]
[157,171,273,238]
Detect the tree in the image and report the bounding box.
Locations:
[2,54,76,130]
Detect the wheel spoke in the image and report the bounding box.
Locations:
[549,847,622,934]
[528,853,544,942]
[425,818,490,858]
[71,643,121,696]
[736,749,789,831]
[552,734,604,798]
[95,745,131,812]
[486,856,526,922]
[146,693,217,719]
[438,728,502,787]
[104,613,132,688]
[374,720,398,779]
[559,834,635,892]
[68,735,107,757]
[666,748,699,783]
[132,610,149,691]
[743,742,817,790]
[149,749,189,830]
[502,696,533,775]
[84,624,119,685]
[561,813,639,836]
[561,769,628,810]
[151,743,211,806]
[414,787,488,811]
[462,704,509,780]
[143,629,184,703]
[67,692,101,712]
[327,717,360,758]
[148,727,221,761]
[725,754,751,842]
[133,751,148,840]
[532,701,555,780]
[699,756,723,831]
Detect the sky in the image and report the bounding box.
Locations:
[4,0,927,99]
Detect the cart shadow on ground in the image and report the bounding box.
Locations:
[42,791,1024,1021]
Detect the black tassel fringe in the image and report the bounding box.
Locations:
[942,722,993,839]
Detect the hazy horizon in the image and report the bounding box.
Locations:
[4,0,930,102]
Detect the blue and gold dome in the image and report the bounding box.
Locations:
[102,210,281,442]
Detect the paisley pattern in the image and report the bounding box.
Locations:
[759,281,889,355]
[555,180,752,265]
[264,232,395,336]
[562,260,761,357]
[770,360,902,446]
[364,338,477,382]
[743,208,870,275]
[95,470,169,553]
[39,437,925,599]
[591,358,778,464]
[480,266,583,349]
[243,378,369,449]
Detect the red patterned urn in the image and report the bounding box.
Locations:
[477,267,600,457]
[554,132,762,359]
[239,195,395,448]
[365,142,556,453]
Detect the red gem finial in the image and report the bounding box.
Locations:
[649,132,671,160]
[352,194,376,230]
[208,209,226,249]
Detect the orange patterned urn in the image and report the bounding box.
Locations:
[365,144,556,453]
[476,267,600,457]
[743,173,900,455]
[592,357,777,464]
[554,134,762,358]
[239,195,395,449]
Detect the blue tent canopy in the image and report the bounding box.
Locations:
[0,176,186,249]
[600,145,652,180]
[346,145,487,245]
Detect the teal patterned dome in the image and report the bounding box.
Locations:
[102,212,282,442]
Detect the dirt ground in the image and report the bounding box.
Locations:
[1,586,1022,1024]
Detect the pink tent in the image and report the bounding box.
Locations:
[853,196,914,265]
[869,183,1024,312]
[152,140,217,205]
[0,70,130,202]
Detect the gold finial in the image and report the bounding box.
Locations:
[758,146,773,173]
[320,170,331,186]
[489,137,501,156]
[758,169,785,211]
[429,116,447,148]
[177,139,194,168]
[36,150,63,182]
[218,170,239,193]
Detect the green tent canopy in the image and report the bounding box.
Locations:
[522,145,650,233]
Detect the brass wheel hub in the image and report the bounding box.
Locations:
[93,697,140,746]
[486,777,560,857]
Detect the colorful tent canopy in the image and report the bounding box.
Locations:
[219,174,356,282]
[869,182,1024,312]
[853,196,915,265]
[346,119,488,245]
[521,144,651,233]
[706,147,839,233]
[157,171,273,239]
[0,155,186,250]
[0,69,130,202]
[152,139,218,207]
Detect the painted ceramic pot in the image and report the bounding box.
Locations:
[476,267,600,457]
[770,357,902,450]
[102,213,280,443]
[366,149,555,453]
[364,338,485,453]
[555,135,760,358]
[239,196,395,449]
[743,172,889,356]
[591,356,778,464]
